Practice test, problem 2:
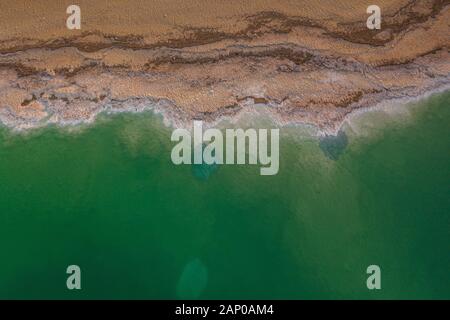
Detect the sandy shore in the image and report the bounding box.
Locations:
[0,0,449,133]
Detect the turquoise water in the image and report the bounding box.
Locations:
[0,92,449,299]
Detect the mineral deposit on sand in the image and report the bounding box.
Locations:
[0,0,449,133]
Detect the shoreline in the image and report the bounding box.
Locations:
[0,84,448,139]
[336,82,450,137]
[0,1,448,136]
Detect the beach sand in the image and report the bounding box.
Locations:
[0,0,449,132]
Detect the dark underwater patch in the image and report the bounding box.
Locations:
[319,130,348,160]
[191,143,220,180]
[191,162,220,180]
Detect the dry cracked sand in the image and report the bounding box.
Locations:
[0,0,449,133]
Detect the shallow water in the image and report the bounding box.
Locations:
[0,92,449,299]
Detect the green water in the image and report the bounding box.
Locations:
[0,93,449,299]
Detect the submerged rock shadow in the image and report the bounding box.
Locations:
[319,130,348,160]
